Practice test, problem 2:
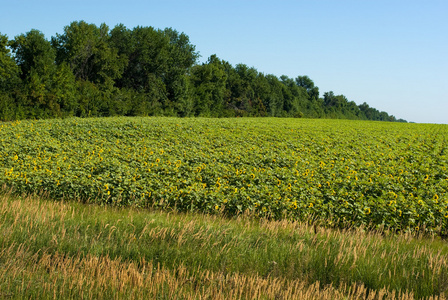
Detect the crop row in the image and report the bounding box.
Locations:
[1,117,447,234]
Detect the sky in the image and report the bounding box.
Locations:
[1,0,447,123]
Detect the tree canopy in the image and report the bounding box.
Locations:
[0,21,405,122]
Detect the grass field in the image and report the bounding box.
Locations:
[0,191,447,299]
[1,117,447,298]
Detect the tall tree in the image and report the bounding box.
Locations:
[264,74,285,116]
[190,54,227,116]
[227,63,257,115]
[163,28,198,114]
[110,25,169,115]
[10,30,76,118]
[110,25,198,116]
[0,33,21,120]
[0,33,20,91]
[296,75,319,100]
[52,21,126,88]
[280,75,308,115]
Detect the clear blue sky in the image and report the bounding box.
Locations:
[2,0,447,123]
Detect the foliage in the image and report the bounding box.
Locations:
[0,33,20,91]
[8,30,77,119]
[0,117,445,235]
[52,21,127,89]
[189,54,227,116]
[0,33,21,121]
[0,22,405,122]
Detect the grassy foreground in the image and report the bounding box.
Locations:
[1,190,447,299]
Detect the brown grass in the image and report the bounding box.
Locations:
[2,244,442,300]
[0,191,447,299]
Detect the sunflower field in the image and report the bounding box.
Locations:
[1,117,447,234]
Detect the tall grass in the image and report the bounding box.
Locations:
[0,189,447,299]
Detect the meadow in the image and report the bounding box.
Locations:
[1,117,447,234]
[0,191,447,299]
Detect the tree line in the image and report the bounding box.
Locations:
[0,21,406,122]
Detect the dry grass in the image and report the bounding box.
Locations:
[1,245,441,299]
[0,190,447,299]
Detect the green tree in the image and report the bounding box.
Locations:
[110,25,198,116]
[264,74,285,116]
[162,28,198,115]
[52,21,126,89]
[227,63,257,115]
[190,54,227,116]
[10,30,54,80]
[296,75,319,100]
[0,33,21,120]
[2,22,405,122]
[279,75,309,116]
[111,25,169,114]
[10,30,77,118]
[0,33,20,91]
[251,73,271,117]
